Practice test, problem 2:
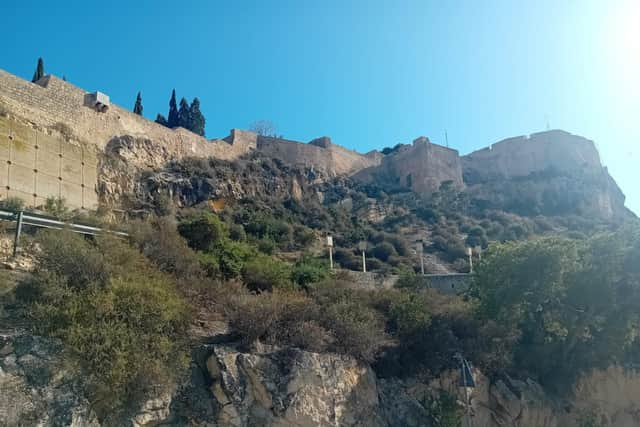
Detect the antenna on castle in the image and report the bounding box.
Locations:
[445,130,449,148]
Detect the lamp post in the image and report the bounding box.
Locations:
[327,235,334,270]
[416,241,424,275]
[467,247,473,273]
[358,241,367,273]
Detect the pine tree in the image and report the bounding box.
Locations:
[189,98,206,136]
[177,97,192,130]
[155,114,168,127]
[31,57,45,83]
[133,92,143,116]
[167,89,179,128]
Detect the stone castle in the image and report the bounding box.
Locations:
[0,68,625,216]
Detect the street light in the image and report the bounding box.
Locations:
[415,240,424,275]
[358,241,367,273]
[327,235,334,270]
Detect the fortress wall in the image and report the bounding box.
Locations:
[360,137,464,193]
[0,70,251,171]
[257,135,380,176]
[462,130,602,181]
[0,115,98,209]
[258,137,337,172]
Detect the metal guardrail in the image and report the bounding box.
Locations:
[0,209,127,257]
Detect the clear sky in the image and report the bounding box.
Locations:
[1,0,638,214]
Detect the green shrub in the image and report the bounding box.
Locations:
[257,238,276,254]
[242,254,293,291]
[128,217,204,283]
[229,223,247,241]
[465,226,488,248]
[178,212,228,252]
[423,391,463,427]
[312,280,389,362]
[42,196,70,219]
[218,240,256,279]
[291,256,330,287]
[395,270,426,290]
[18,230,190,415]
[34,231,110,290]
[293,226,316,248]
[387,236,410,256]
[1,197,25,212]
[224,288,331,352]
[371,242,396,262]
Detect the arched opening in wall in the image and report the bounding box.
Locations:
[406,173,413,188]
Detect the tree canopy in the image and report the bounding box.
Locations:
[31,57,45,82]
[470,227,640,392]
[133,91,143,115]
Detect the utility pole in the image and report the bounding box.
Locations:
[467,247,473,273]
[416,241,424,275]
[327,236,334,270]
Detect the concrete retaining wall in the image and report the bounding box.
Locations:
[0,115,98,209]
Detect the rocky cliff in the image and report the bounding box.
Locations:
[4,330,640,427]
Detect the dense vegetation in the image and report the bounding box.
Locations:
[16,231,190,415]
[471,227,640,393]
[5,148,639,420]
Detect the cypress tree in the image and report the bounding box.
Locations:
[133,92,143,116]
[31,57,45,82]
[167,89,179,128]
[155,114,168,127]
[177,97,192,130]
[189,98,206,136]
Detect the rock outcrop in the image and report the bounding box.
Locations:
[0,334,99,427]
[5,331,640,427]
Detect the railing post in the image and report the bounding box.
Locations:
[13,210,24,258]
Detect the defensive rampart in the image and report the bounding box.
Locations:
[354,136,464,193]
[0,70,255,167]
[257,135,380,176]
[462,130,602,182]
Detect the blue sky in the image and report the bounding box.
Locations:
[1,0,638,214]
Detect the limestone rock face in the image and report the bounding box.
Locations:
[5,332,640,427]
[0,334,99,427]
[199,345,386,427]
